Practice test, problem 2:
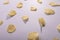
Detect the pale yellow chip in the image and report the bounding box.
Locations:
[30,6,37,11]
[3,0,9,4]
[7,24,16,33]
[22,16,29,23]
[53,37,59,40]
[22,15,29,21]
[49,2,60,6]
[8,10,16,17]
[39,17,45,27]
[0,20,3,25]
[44,8,55,15]
[28,32,39,40]
[17,2,23,8]
[57,24,60,32]
[37,0,42,4]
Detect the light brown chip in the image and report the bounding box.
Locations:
[30,6,37,11]
[53,37,59,40]
[0,20,3,25]
[22,16,29,23]
[17,2,23,8]
[37,0,42,4]
[57,24,60,32]
[7,24,16,33]
[44,8,55,15]
[28,32,39,40]
[3,0,9,4]
[49,2,60,6]
[8,10,16,17]
[39,17,45,27]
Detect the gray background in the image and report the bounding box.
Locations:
[0,0,60,40]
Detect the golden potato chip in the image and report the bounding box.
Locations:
[28,32,39,40]
[7,24,16,33]
[53,37,59,40]
[17,2,23,8]
[3,0,9,4]
[8,10,16,17]
[57,24,60,32]
[30,6,37,11]
[49,2,60,6]
[44,8,55,15]
[39,17,45,27]
[37,0,42,4]
[0,20,3,25]
[22,16,29,23]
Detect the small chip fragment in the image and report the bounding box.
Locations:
[44,8,55,15]
[49,2,60,6]
[22,16,29,23]
[28,32,39,40]
[37,0,42,4]
[0,20,3,25]
[57,24,60,32]
[8,10,16,17]
[3,0,9,4]
[30,6,37,11]
[7,24,16,33]
[17,2,23,8]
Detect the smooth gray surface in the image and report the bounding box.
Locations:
[0,0,60,40]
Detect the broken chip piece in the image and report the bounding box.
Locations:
[30,6,37,11]
[22,15,29,23]
[57,24,60,32]
[49,2,60,6]
[17,2,23,8]
[7,24,16,33]
[3,0,9,4]
[0,20,3,26]
[8,10,16,17]
[28,32,39,40]
[37,0,42,4]
[44,8,55,15]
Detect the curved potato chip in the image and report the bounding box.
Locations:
[39,17,45,27]
[0,20,3,25]
[28,32,39,40]
[30,6,37,11]
[57,24,60,32]
[37,0,42,4]
[7,24,16,33]
[22,16,29,23]
[44,8,55,15]
[8,10,16,17]
[49,2,60,6]
[53,37,59,40]
[17,2,23,8]
[3,0,9,4]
